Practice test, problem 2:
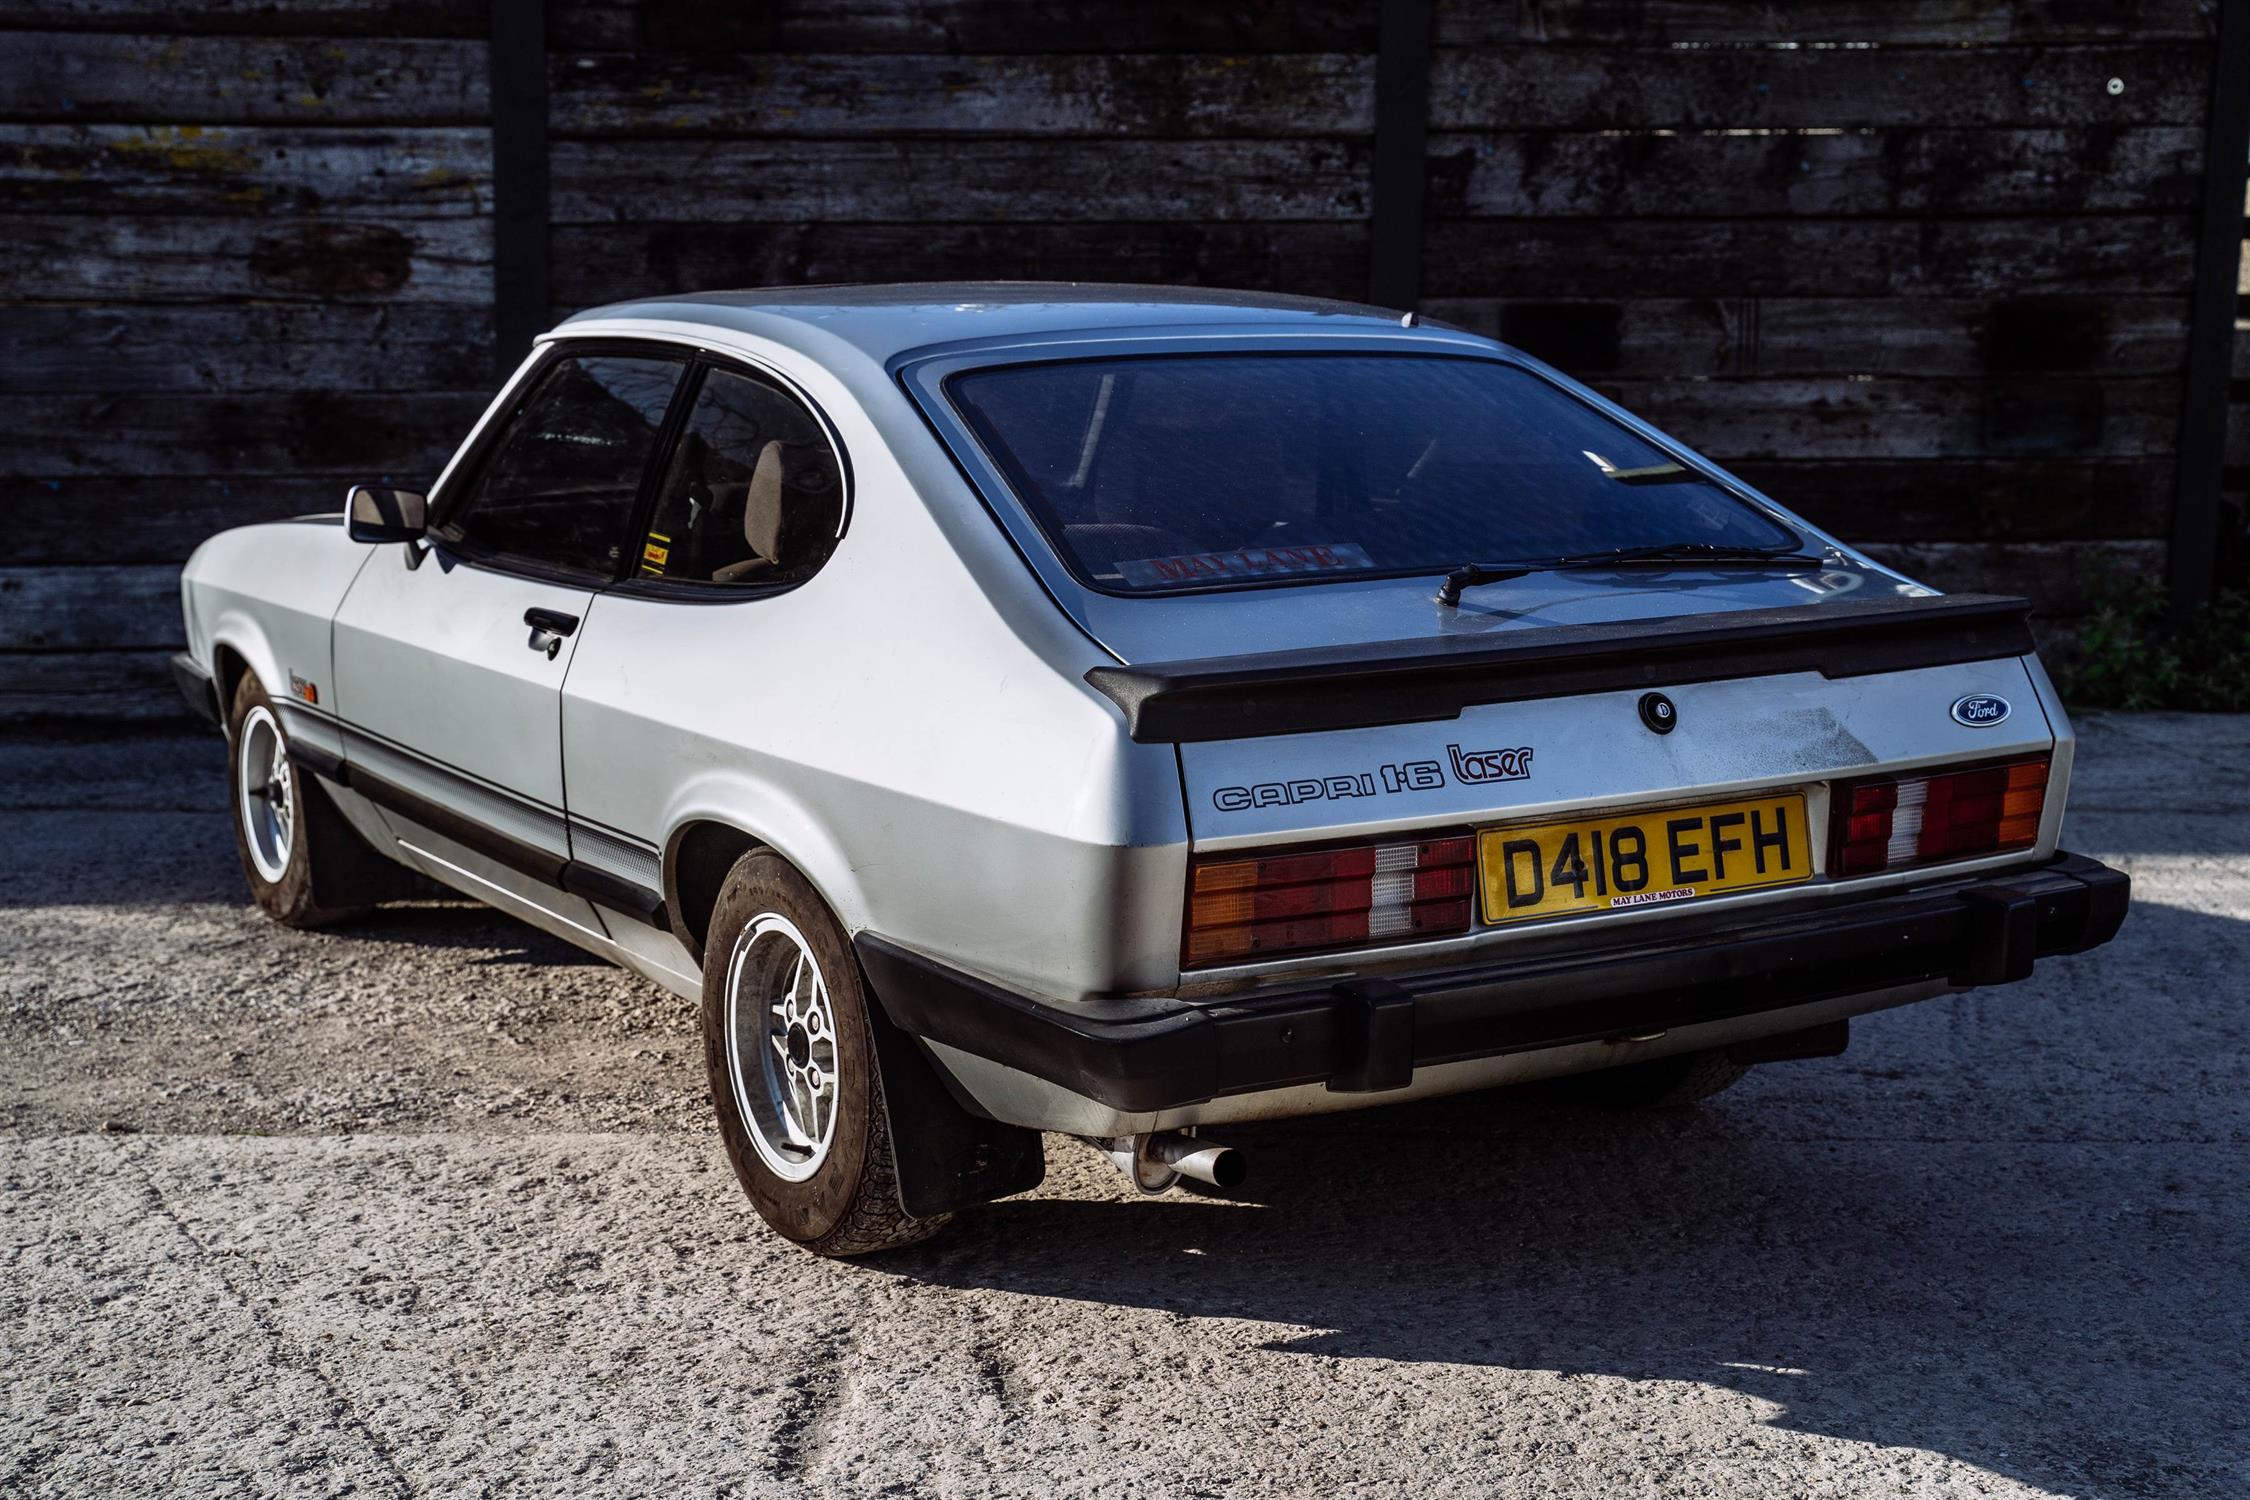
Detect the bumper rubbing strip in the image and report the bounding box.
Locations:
[856,852,2129,1115]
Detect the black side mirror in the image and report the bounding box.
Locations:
[347,484,427,544]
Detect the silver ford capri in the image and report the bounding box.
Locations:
[173,285,2128,1255]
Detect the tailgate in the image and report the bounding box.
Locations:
[1092,594,2071,965]
[1174,656,2054,851]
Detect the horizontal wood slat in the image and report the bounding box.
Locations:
[546,215,2198,309]
[0,480,356,565]
[542,129,2200,226]
[1428,45,2213,130]
[0,33,489,124]
[548,221,1373,305]
[547,1,1380,54]
[1592,376,2178,461]
[543,45,2215,136]
[551,52,1376,137]
[1434,1,2217,45]
[0,566,182,651]
[0,651,192,724]
[1427,126,2202,219]
[1734,461,2176,543]
[1,215,492,301]
[0,1,486,37]
[548,139,1371,223]
[5,305,495,393]
[0,393,484,477]
[1422,216,2196,297]
[0,124,491,217]
[1425,296,2191,377]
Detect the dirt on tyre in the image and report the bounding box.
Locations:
[226,673,375,929]
[1572,1048,1749,1109]
[701,850,948,1256]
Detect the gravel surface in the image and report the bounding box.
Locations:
[4,716,2246,1497]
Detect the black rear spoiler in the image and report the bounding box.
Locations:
[1084,592,2035,744]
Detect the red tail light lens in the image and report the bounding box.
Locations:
[1829,757,2049,878]
[1185,835,1475,967]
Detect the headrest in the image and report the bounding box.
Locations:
[742,441,785,562]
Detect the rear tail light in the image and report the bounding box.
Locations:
[1185,834,1475,967]
[1829,756,2049,877]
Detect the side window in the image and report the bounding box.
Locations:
[434,353,685,577]
[638,367,845,586]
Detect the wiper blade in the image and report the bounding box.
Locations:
[1435,543,1827,606]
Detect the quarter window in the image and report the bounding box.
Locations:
[637,367,845,586]
[434,353,685,578]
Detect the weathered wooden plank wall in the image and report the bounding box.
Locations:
[0,0,492,719]
[0,0,2235,723]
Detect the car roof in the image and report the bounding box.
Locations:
[554,281,1434,366]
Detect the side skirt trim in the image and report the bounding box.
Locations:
[289,744,669,930]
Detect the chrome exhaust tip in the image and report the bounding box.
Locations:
[1093,1130,1246,1194]
[1147,1131,1247,1189]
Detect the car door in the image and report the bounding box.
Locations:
[331,347,688,918]
[559,358,852,984]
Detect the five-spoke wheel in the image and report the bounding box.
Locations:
[725,912,840,1181]
[235,703,296,884]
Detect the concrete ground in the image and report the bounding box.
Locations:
[2,715,2245,1498]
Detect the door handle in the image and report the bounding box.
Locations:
[524,607,580,637]
[524,607,580,659]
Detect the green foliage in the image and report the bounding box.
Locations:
[2056,585,2250,712]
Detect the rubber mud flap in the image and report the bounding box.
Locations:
[299,770,415,908]
[861,972,1045,1219]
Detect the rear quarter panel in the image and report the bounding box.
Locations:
[556,336,1191,1005]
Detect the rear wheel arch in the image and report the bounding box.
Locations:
[666,819,765,963]
[664,815,872,970]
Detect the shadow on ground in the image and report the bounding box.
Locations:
[903,1069,2242,1498]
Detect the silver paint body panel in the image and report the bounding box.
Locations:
[173,285,2080,1136]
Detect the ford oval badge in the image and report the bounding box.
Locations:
[1951,693,2011,728]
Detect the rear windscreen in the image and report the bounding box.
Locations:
[946,353,1798,593]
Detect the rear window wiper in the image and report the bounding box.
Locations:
[1435,543,1829,606]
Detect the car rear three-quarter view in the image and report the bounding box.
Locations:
[171,285,2129,1256]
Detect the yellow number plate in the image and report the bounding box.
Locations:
[1478,793,1812,924]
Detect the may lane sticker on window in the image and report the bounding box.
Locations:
[1115,542,1376,588]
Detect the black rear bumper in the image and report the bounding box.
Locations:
[855,852,2129,1115]
[170,651,221,728]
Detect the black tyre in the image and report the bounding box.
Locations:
[701,850,947,1256]
[1573,1048,1749,1109]
[226,674,380,928]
